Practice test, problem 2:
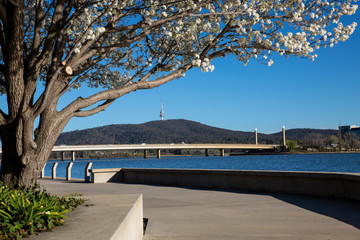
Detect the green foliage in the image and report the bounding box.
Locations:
[286,140,297,151]
[325,135,339,146]
[0,182,84,240]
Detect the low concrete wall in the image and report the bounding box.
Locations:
[90,168,123,183]
[29,194,143,240]
[91,168,360,201]
[111,194,143,240]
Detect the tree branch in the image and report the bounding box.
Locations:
[67,3,208,71]
[73,99,115,117]
[0,1,6,26]
[59,63,192,119]
[29,0,45,64]
[201,20,234,59]
[0,108,7,125]
[32,0,76,116]
[32,68,64,117]
[29,0,67,75]
[0,76,6,88]
[0,63,4,74]
[0,18,5,49]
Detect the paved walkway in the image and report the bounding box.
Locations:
[38,178,360,240]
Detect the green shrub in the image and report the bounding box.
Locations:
[0,182,84,240]
[286,140,297,151]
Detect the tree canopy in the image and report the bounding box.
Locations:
[0,0,357,119]
[0,0,358,187]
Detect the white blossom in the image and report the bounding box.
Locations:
[17,0,358,92]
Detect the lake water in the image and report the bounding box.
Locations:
[39,153,360,180]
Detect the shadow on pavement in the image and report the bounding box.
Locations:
[132,183,360,231]
[272,194,360,230]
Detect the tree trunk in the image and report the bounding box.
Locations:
[0,139,55,188]
[0,152,41,189]
[1,123,38,188]
[0,119,60,188]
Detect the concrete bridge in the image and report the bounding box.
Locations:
[0,143,284,161]
[0,127,286,160]
[51,143,283,161]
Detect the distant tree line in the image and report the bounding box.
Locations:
[286,132,360,152]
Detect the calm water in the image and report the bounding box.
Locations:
[38,153,360,179]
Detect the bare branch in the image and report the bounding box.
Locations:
[73,99,115,117]
[46,2,76,81]
[59,63,192,119]
[32,63,67,117]
[29,0,45,63]
[31,1,76,116]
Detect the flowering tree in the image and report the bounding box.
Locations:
[0,0,357,188]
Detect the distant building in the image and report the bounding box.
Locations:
[339,125,360,138]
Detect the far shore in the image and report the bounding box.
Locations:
[284,150,360,155]
[1,150,359,163]
[45,150,360,161]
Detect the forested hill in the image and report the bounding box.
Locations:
[55,119,338,146]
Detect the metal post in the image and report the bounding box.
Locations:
[156,149,161,159]
[61,152,65,161]
[282,125,286,146]
[71,151,75,161]
[66,162,73,181]
[255,128,258,145]
[52,162,58,179]
[85,162,93,183]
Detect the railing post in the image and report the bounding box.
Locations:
[66,162,73,181]
[52,162,58,179]
[71,151,76,161]
[156,149,161,159]
[39,165,45,178]
[85,162,93,183]
[61,152,65,161]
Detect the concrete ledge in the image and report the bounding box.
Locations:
[91,168,360,201]
[29,194,143,240]
[89,168,122,183]
[109,194,143,240]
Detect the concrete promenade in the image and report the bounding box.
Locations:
[34,178,360,240]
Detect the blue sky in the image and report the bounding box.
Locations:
[60,12,359,134]
[1,11,359,134]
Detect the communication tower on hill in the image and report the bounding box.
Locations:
[160,98,165,120]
